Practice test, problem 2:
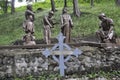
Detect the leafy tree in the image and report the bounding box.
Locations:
[0,0,8,14]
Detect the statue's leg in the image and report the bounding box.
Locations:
[48,29,51,44]
[46,30,49,44]
[45,30,49,44]
[96,30,104,43]
[64,26,69,43]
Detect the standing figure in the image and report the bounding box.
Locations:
[96,13,116,43]
[25,4,35,22]
[22,4,36,45]
[23,4,35,34]
[25,15,35,34]
[60,8,73,43]
[43,11,54,44]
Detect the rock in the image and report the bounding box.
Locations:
[0,46,120,77]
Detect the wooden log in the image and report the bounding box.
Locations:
[0,44,54,49]
[0,41,106,49]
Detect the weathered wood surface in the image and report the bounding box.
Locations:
[0,41,107,49]
[52,50,73,55]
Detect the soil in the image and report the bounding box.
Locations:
[12,34,98,45]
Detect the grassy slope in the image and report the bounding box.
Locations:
[0,0,120,45]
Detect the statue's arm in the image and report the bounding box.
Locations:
[108,19,114,34]
[60,15,63,25]
[26,10,34,15]
[69,15,73,27]
[44,16,52,28]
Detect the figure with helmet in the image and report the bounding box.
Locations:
[24,4,35,34]
[43,11,54,44]
[96,13,117,48]
[23,4,36,45]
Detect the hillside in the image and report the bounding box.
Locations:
[0,0,120,45]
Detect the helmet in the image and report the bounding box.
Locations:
[49,11,54,15]
[27,4,32,10]
[98,13,106,19]
[62,8,67,13]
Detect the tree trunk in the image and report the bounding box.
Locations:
[50,0,56,12]
[115,0,120,6]
[73,0,80,17]
[4,0,8,13]
[11,0,15,14]
[90,0,94,7]
[64,0,67,8]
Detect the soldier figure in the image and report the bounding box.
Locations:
[43,11,54,44]
[96,13,117,48]
[60,8,73,43]
[22,4,36,45]
[25,4,35,22]
[23,4,35,34]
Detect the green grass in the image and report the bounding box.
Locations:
[0,1,120,45]
[14,73,62,80]
[11,70,120,80]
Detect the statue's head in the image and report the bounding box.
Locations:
[62,8,67,14]
[98,13,106,21]
[27,4,32,10]
[49,11,54,17]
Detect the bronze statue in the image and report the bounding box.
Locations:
[60,8,73,43]
[23,4,35,34]
[43,11,54,44]
[23,33,36,45]
[22,4,36,45]
[24,15,35,34]
[25,4,35,22]
[96,13,116,44]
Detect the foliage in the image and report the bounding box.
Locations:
[12,70,120,79]
[80,0,115,3]
[86,70,120,79]
[14,73,62,80]
[0,0,120,45]
[0,1,120,79]
[0,0,7,14]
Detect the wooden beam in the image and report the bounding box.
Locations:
[0,44,54,49]
[0,41,106,49]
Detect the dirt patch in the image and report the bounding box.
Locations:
[12,34,99,45]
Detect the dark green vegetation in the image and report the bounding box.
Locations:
[0,0,120,45]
